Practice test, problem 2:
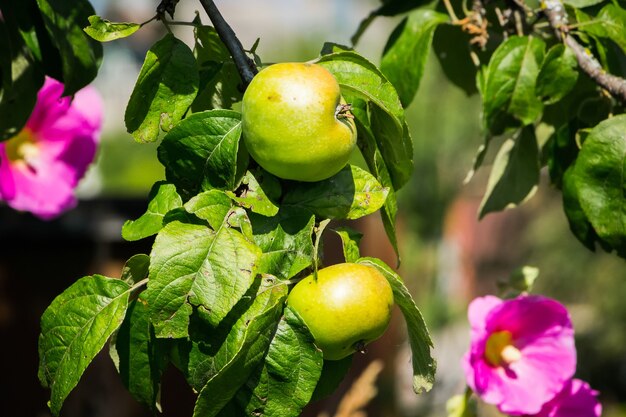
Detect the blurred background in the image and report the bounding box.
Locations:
[1,0,625,416]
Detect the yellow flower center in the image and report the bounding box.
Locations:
[484,331,522,367]
[5,129,39,167]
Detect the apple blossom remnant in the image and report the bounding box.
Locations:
[463,295,577,415]
[0,77,102,219]
[530,378,602,417]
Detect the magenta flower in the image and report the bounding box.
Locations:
[530,379,601,417]
[463,295,576,415]
[0,77,102,219]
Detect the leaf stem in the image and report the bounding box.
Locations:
[443,0,460,22]
[140,15,159,27]
[130,277,149,292]
[197,0,258,88]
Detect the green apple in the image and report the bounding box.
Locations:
[287,263,394,360]
[241,62,357,182]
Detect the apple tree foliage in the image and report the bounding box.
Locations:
[1,0,625,414]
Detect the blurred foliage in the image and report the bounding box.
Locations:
[96,133,164,196]
[398,56,481,239]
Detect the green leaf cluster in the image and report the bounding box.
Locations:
[37,12,435,417]
[362,0,626,260]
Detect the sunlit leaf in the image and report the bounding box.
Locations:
[479,127,540,218]
[158,110,242,196]
[482,36,545,133]
[381,10,448,107]
[38,275,130,416]
[83,15,140,42]
[282,165,388,220]
[145,220,261,338]
[357,257,435,393]
[125,34,199,143]
[122,182,183,241]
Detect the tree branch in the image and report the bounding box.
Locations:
[543,0,626,103]
[198,0,258,88]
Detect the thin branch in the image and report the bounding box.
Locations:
[443,0,460,22]
[543,0,626,103]
[198,0,258,88]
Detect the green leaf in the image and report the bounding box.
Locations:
[282,165,389,220]
[120,254,150,285]
[125,34,199,143]
[356,257,435,393]
[579,4,626,54]
[83,15,140,42]
[316,51,413,189]
[546,123,579,188]
[192,25,242,111]
[194,23,231,62]
[570,114,626,255]
[226,170,280,217]
[309,356,353,403]
[352,99,400,261]
[333,226,363,263]
[193,61,243,112]
[562,165,601,251]
[250,208,316,280]
[536,45,579,105]
[0,3,44,140]
[381,10,448,107]
[122,182,183,241]
[158,110,242,196]
[183,189,232,230]
[111,297,167,411]
[191,280,288,417]
[175,277,286,391]
[145,220,261,338]
[35,0,102,96]
[479,127,540,218]
[222,307,324,417]
[227,207,255,241]
[432,24,478,96]
[482,36,545,133]
[257,306,325,414]
[563,0,604,7]
[38,275,130,416]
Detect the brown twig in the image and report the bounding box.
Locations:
[197,0,258,88]
[543,0,626,102]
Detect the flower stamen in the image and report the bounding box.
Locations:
[485,331,521,367]
[4,129,40,172]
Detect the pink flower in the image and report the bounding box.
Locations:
[463,295,576,415]
[0,77,102,219]
[529,379,602,417]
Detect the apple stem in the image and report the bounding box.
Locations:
[197,0,258,88]
[336,103,355,120]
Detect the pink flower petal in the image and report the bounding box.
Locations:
[0,145,16,200]
[5,159,77,219]
[26,78,72,133]
[0,76,102,219]
[463,295,577,416]
[531,379,602,417]
[487,296,574,347]
[468,295,503,333]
